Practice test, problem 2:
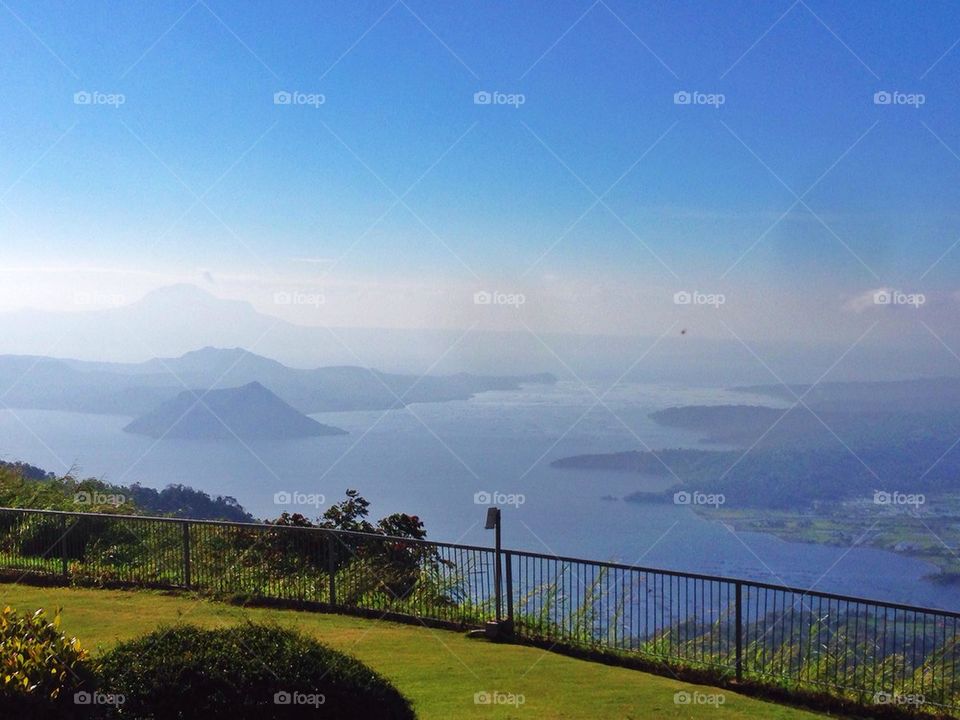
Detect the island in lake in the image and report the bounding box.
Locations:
[124,382,348,440]
[551,377,960,582]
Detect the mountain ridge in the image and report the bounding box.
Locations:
[0,347,558,417]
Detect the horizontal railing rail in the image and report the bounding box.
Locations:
[1,505,958,714]
[503,545,960,620]
[6,506,955,617]
[0,506,488,551]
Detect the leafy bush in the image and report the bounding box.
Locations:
[268,490,442,597]
[0,606,95,714]
[96,623,415,719]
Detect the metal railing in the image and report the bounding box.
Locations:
[1,506,958,714]
[505,548,960,711]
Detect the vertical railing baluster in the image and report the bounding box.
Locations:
[505,551,514,636]
[735,581,743,682]
[327,533,337,607]
[181,521,191,589]
[59,514,68,581]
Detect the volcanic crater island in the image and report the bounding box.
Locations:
[123,382,348,441]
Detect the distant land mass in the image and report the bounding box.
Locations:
[123,382,348,440]
[550,448,721,475]
[551,439,960,508]
[649,405,786,445]
[551,376,960,581]
[0,346,557,417]
[550,377,960,506]
[732,377,960,413]
[649,377,960,449]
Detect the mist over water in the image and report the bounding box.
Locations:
[3,380,957,609]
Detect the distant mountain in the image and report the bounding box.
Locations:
[3,283,960,381]
[0,284,574,374]
[123,382,347,440]
[0,285,280,363]
[0,347,557,417]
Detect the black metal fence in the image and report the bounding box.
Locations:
[2,506,958,714]
[506,549,960,712]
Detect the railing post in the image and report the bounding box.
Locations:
[504,551,514,637]
[181,522,191,589]
[59,514,68,582]
[735,582,743,682]
[327,533,337,607]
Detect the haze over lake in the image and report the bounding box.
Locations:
[3,380,956,610]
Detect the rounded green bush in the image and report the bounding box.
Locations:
[96,622,415,719]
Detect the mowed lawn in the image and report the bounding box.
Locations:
[2,583,830,720]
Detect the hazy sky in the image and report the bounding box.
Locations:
[2,1,960,343]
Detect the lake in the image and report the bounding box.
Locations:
[2,380,957,610]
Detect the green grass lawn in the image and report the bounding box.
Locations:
[1,583,831,719]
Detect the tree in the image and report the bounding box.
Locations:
[316,489,374,533]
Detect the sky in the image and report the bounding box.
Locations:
[2,0,960,347]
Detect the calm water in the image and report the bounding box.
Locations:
[2,381,958,610]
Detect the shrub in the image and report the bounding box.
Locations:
[264,492,448,600]
[96,622,415,719]
[0,606,96,715]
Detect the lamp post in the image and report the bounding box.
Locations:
[484,507,502,625]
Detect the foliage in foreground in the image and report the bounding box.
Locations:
[0,606,94,715]
[96,622,416,719]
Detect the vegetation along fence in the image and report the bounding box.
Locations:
[1,506,959,715]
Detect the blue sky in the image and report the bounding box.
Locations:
[2,0,960,338]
